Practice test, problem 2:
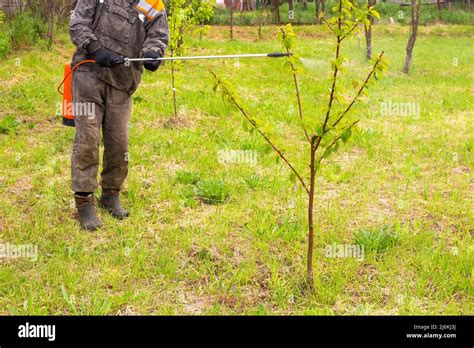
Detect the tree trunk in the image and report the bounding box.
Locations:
[314,0,322,24]
[230,2,234,40]
[170,50,178,118]
[257,6,264,39]
[403,0,420,74]
[288,0,294,21]
[273,0,280,23]
[316,0,325,24]
[47,10,55,49]
[364,25,372,60]
[364,0,376,60]
[437,0,442,21]
[307,145,316,284]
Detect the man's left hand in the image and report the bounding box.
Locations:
[143,51,162,72]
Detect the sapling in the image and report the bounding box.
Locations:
[190,0,215,41]
[167,0,214,117]
[167,0,189,117]
[210,0,388,286]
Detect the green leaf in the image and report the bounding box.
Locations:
[342,127,352,143]
[370,9,381,20]
[316,125,324,136]
[314,160,321,173]
[242,119,249,132]
[262,144,272,155]
[289,172,297,183]
[352,79,360,90]
[322,148,332,159]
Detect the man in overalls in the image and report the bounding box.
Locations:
[69,0,168,230]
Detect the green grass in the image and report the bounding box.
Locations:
[0,24,472,315]
[354,225,398,254]
[195,179,232,205]
[0,115,20,134]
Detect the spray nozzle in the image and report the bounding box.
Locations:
[267,52,293,58]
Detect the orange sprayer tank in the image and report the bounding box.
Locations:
[57,60,95,127]
[62,63,75,127]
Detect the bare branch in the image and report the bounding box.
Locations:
[279,28,310,143]
[209,70,310,195]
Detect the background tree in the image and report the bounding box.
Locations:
[316,0,325,24]
[364,0,379,60]
[272,0,281,23]
[190,0,215,41]
[25,0,74,48]
[403,0,421,74]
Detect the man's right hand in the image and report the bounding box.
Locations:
[94,47,124,68]
[87,42,124,68]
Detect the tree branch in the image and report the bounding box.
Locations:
[279,28,310,143]
[340,22,360,41]
[321,17,336,35]
[209,70,310,195]
[332,51,385,128]
[322,0,343,133]
[318,119,359,162]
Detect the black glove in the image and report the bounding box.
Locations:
[93,46,124,68]
[143,51,162,72]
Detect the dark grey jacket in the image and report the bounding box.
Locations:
[70,0,169,94]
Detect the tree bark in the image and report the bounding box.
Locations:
[288,0,294,21]
[47,2,56,49]
[171,50,178,118]
[364,0,376,60]
[318,0,325,23]
[230,1,234,40]
[307,144,316,284]
[403,0,420,74]
[273,0,280,23]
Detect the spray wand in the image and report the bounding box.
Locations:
[122,52,292,66]
[58,52,292,126]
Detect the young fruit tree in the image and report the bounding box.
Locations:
[190,0,215,41]
[167,0,214,117]
[210,0,388,285]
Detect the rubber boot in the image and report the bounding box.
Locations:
[75,194,103,231]
[99,189,129,219]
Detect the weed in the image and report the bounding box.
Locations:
[354,225,398,253]
[195,179,231,204]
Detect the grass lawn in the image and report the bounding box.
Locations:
[0,24,472,315]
